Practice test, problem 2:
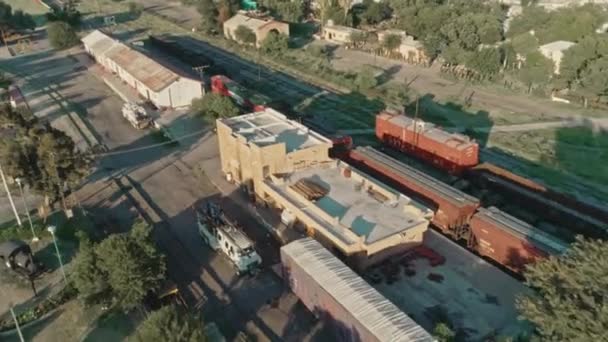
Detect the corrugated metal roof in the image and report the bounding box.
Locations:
[105,44,180,92]
[476,207,569,254]
[384,114,476,151]
[82,30,182,92]
[354,146,479,206]
[282,238,434,342]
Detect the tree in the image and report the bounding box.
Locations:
[234,25,256,45]
[518,51,554,93]
[71,237,109,304]
[361,0,391,25]
[217,0,238,24]
[354,67,377,91]
[0,3,36,45]
[0,105,90,202]
[197,0,218,33]
[349,30,366,48]
[259,0,304,22]
[131,305,206,342]
[433,322,456,342]
[47,21,79,49]
[466,47,502,80]
[46,2,81,27]
[260,31,289,54]
[511,33,539,56]
[95,222,166,310]
[517,237,608,341]
[382,33,401,55]
[192,93,239,122]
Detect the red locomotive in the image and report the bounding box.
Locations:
[376,112,479,174]
[211,75,271,112]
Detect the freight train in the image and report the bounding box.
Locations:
[346,146,569,274]
[376,111,608,241]
[210,75,272,112]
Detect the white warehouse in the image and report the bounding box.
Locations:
[81,30,202,109]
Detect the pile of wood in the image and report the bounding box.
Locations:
[368,187,388,203]
[291,179,328,201]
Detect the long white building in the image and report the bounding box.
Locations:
[82,30,202,109]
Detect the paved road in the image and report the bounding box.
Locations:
[1,43,326,340]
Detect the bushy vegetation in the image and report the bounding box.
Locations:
[130,305,206,342]
[191,93,240,123]
[71,220,166,310]
[0,105,90,202]
[517,237,608,341]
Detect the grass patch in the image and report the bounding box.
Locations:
[487,127,608,193]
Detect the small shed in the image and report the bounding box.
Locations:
[539,40,576,74]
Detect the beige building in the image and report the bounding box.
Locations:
[81,30,202,108]
[216,109,433,270]
[539,40,575,74]
[322,22,364,45]
[223,13,289,47]
[377,29,429,65]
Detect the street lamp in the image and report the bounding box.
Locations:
[47,225,68,285]
[15,178,38,242]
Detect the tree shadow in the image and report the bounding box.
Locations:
[376,64,402,86]
[82,309,136,342]
[2,307,64,342]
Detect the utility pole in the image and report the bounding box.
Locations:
[48,225,68,285]
[0,162,22,227]
[16,178,38,242]
[193,65,210,92]
[9,304,25,342]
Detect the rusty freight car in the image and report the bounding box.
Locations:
[469,207,569,273]
[348,146,480,238]
[468,164,608,241]
[281,238,434,342]
[376,112,479,174]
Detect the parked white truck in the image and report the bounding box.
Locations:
[196,202,262,275]
[121,102,151,129]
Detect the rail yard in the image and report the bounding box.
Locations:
[3,21,606,341]
[123,31,606,339]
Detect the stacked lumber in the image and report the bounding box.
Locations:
[291,179,328,201]
[368,188,388,203]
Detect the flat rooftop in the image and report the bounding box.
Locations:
[369,230,533,341]
[378,113,477,151]
[268,161,432,246]
[221,109,330,153]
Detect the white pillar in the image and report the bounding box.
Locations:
[0,163,22,227]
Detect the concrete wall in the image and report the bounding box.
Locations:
[322,26,360,44]
[255,21,290,46]
[217,118,332,191]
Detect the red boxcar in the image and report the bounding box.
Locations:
[281,238,433,342]
[376,112,479,174]
[469,207,568,273]
[348,147,480,238]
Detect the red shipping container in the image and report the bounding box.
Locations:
[281,238,433,342]
[348,147,480,236]
[376,112,479,174]
[469,207,568,273]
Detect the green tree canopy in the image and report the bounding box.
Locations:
[382,33,401,53]
[349,30,367,48]
[518,51,554,93]
[234,25,256,45]
[71,237,109,304]
[0,2,36,37]
[259,0,305,22]
[47,21,79,49]
[0,105,90,201]
[511,32,539,56]
[466,47,502,80]
[433,322,456,342]
[517,237,608,341]
[360,0,391,25]
[197,0,218,33]
[95,221,166,310]
[354,67,377,91]
[192,93,240,123]
[558,35,608,101]
[260,31,289,54]
[131,305,206,342]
